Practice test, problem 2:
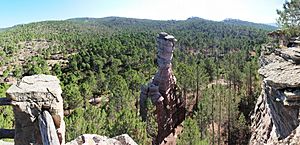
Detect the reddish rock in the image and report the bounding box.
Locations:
[140,32,185,144]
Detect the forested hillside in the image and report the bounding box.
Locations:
[0,17,273,144]
[222,18,277,30]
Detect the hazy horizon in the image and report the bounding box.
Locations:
[0,0,284,28]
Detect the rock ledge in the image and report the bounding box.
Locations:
[66,134,137,145]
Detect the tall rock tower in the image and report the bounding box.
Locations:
[140,32,185,144]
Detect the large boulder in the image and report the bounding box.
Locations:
[6,74,65,145]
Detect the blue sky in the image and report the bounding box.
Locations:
[0,0,285,28]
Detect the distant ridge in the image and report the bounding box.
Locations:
[266,23,278,27]
[0,16,277,33]
[222,18,277,30]
[67,16,277,31]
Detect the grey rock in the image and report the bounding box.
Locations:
[6,74,65,145]
[113,134,138,145]
[250,83,299,144]
[259,52,285,67]
[250,46,300,144]
[258,55,300,89]
[276,48,300,64]
[38,111,60,145]
[65,134,137,145]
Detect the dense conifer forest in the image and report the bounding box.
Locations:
[0,17,275,144]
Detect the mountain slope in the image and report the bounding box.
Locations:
[266,23,278,27]
[223,18,277,30]
[68,16,277,32]
[0,17,271,53]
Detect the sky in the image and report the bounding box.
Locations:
[0,0,285,28]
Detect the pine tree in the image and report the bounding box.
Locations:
[277,0,300,36]
[177,117,205,145]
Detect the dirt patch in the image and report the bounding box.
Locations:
[161,125,183,145]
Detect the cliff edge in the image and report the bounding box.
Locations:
[250,46,300,144]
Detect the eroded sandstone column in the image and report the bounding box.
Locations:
[6,74,65,145]
[140,32,185,144]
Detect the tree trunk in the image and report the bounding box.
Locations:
[211,85,215,145]
[218,86,222,145]
[195,63,199,112]
[249,64,253,96]
[228,80,231,144]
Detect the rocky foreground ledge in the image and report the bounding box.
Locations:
[0,134,137,145]
[6,75,65,145]
[1,74,137,145]
[66,134,137,145]
[250,46,300,144]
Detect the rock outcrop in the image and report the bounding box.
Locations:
[140,32,185,144]
[6,75,65,145]
[250,46,300,144]
[66,134,137,145]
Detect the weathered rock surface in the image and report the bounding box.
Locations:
[65,134,137,145]
[6,74,65,145]
[39,111,61,145]
[259,48,300,89]
[140,32,185,144]
[250,47,300,144]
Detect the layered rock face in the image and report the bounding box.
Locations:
[140,32,185,144]
[66,134,137,145]
[250,46,300,144]
[6,75,65,145]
